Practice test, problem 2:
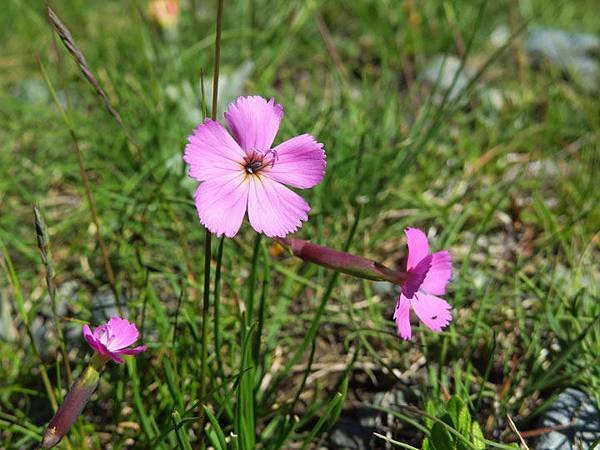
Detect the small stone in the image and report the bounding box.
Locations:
[536,388,600,450]
[525,28,599,91]
[329,389,408,449]
[372,281,395,296]
[490,25,511,48]
[0,290,17,341]
[479,88,505,111]
[421,55,474,101]
[329,410,377,450]
[11,79,50,104]
[91,288,120,323]
[204,61,254,117]
[28,281,85,357]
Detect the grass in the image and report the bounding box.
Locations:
[1,0,599,448]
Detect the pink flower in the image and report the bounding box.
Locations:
[148,0,179,29]
[393,228,453,340]
[183,96,326,238]
[83,317,147,364]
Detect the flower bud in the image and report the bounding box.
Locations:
[276,238,407,285]
[41,353,107,448]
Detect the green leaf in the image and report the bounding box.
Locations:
[446,396,471,434]
[430,422,456,450]
[422,437,432,450]
[171,410,193,450]
[203,405,227,450]
[424,400,437,429]
[471,421,486,450]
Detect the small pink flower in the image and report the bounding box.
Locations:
[183,96,326,238]
[148,0,179,29]
[393,228,453,340]
[83,317,147,364]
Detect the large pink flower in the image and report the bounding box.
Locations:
[83,317,147,364]
[183,96,326,238]
[393,228,453,340]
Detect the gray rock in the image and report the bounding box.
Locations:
[536,388,600,450]
[205,60,254,117]
[329,411,376,450]
[166,60,254,125]
[11,79,50,104]
[0,289,17,341]
[525,28,599,91]
[166,61,254,194]
[372,281,395,296]
[329,390,407,449]
[421,55,474,101]
[165,153,197,194]
[30,280,85,357]
[91,288,120,323]
[490,25,511,48]
[11,78,69,106]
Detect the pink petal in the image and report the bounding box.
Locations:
[106,317,140,350]
[246,176,310,238]
[195,172,249,237]
[410,293,452,332]
[393,295,412,340]
[116,345,147,356]
[224,96,283,151]
[82,324,94,343]
[266,134,326,189]
[183,119,245,181]
[420,251,452,295]
[83,324,109,356]
[107,353,125,364]
[405,228,430,271]
[402,254,432,299]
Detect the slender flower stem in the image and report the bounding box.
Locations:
[198,0,224,443]
[253,241,269,366]
[38,61,123,316]
[72,131,123,314]
[34,207,73,385]
[211,0,224,120]
[213,237,225,377]
[275,238,408,285]
[246,234,262,327]
[199,230,211,402]
[0,241,58,414]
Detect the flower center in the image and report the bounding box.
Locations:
[96,325,116,347]
[243,149,277,175]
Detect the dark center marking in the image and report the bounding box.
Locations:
[243,149,278,175]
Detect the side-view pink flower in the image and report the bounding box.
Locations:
[83,317,146,364]
[183,95,326,238]
[393,228,453,340]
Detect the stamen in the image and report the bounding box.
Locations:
[264,149,278,168]
[243,148,276,175]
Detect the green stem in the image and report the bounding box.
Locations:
[253,241,269,367]
[211,0,224,120]
[199,229,212,404]
[213,236,225,378]
[246,234,262,327]
[38,61,123,316]
[0,240,59,414]
[198,0,224,444]
[34,206,73,385]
